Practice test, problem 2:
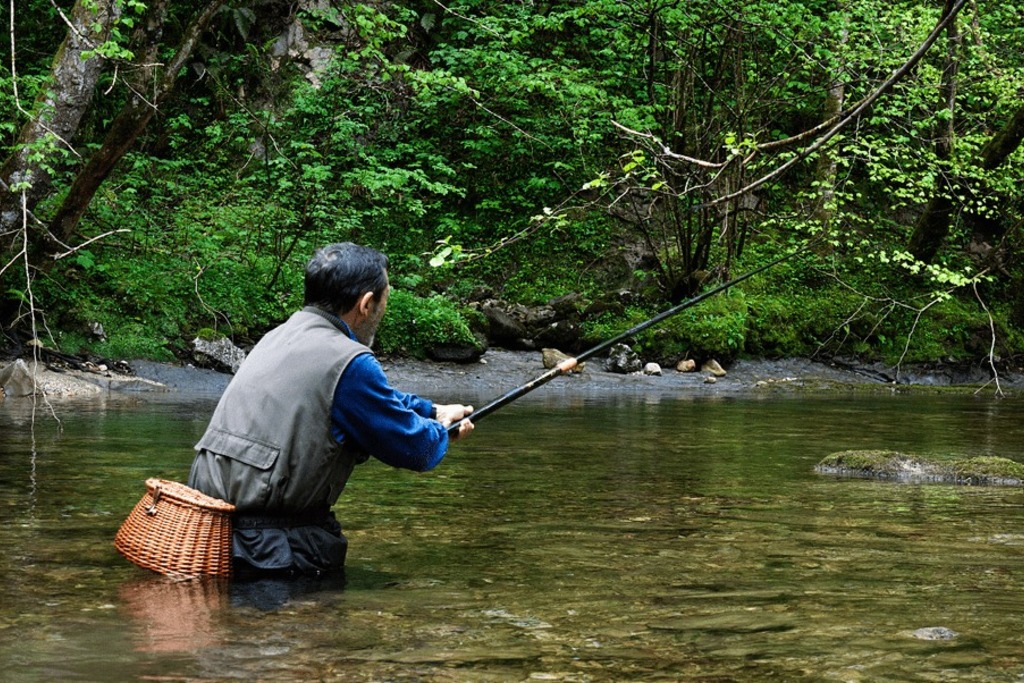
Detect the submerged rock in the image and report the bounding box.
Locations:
[816,449,1024,486]
[911,626,959,641]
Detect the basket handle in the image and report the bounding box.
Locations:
[145,486,163,516]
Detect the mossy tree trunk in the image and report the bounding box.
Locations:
[908,103,1024,263]
[0,0,119,247]
[811,7,849,254]
[48,0,226,246]
[963,105,1024,245]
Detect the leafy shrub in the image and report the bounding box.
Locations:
[653,292,749,362]
[744,289,864,358]
[581,291,749,363]
[52,326,177,361]
[889,295,993,364]
[376,289,479,358]
[745,281,1021,364]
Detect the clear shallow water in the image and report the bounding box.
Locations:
[2,391,1024,681]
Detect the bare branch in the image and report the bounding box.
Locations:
[610,0,969,212]
[51,229,131,260]
[893,297,944,383]
[610,122,726,169]
[972,279,1003,397]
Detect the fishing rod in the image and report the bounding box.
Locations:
[448,246,805,435]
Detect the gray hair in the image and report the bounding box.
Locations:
[304,243,389,314]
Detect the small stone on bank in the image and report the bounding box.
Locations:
[676,358,696,372]
[702,359,727,377]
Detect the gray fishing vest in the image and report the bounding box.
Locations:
[188,308,369,514]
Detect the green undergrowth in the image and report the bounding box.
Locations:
[375,289,480,358]
[39,267,1024,368]
[19,225,1024,367]
[578,274,1021,365]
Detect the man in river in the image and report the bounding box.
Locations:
[188,242,474,577]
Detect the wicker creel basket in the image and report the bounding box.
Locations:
[114,478,236,578]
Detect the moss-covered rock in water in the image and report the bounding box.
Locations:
[816,450,1024,486]
[816,450,910,474]
[948,456,1024,485]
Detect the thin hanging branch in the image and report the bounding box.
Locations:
[702,0,968,209]
[972,280,1003,397]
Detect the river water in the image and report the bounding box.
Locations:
[1,389,1023,681]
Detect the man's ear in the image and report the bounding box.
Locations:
[356,291,376,317]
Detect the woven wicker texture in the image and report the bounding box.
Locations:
[115,479,236,578]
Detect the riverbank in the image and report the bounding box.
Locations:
[4,349,1019,401]
[382,351,1024,401]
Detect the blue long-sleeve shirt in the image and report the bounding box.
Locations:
[329,328,448,472]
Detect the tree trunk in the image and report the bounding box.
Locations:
[0,0,119,236]
[963,105,1024,244]
[907,193,956,263]
[977,103,1024,170]
[48,0,226,244]
[906,0,962,263]
[909,102,1024,262]
[812,10,849,244]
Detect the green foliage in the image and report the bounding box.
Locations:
[50,323,177,361]
[33,157,308,360]
[375,289,479,358]
[6,0,1024,370]
[663,293,750,361]
[889,295,994,365]
[745,290,859,358]
[582,291,749,363]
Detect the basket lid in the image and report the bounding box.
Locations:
[145,478,236,513]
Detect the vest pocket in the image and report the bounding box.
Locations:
[195,428,280,470]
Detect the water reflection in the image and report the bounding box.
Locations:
[116,572,353,654]
[119,576,229,652]
[1,392,1024,681]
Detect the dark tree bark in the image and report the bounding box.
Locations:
[0,0,119,235]
[909,102,1024,262]
[48,0,226,244]
[962,105,1024,244]
[977,104,1024,170]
